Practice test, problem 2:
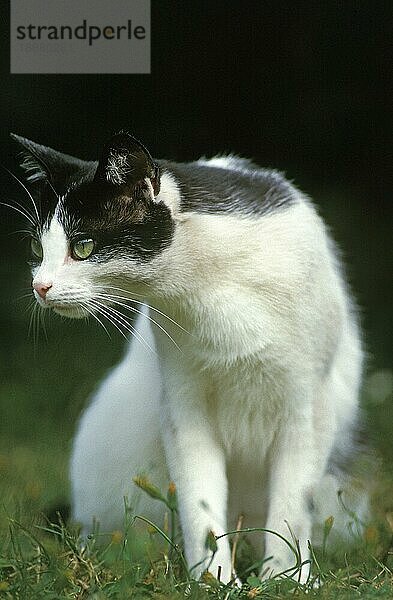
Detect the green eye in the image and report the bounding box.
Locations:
[31,237,43,260]
[72,238,95,260]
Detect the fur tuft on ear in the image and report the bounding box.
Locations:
[95,132,161,202]
[106,148,133,185]
[18,151,48,183]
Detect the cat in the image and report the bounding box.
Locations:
[11,131,368,584]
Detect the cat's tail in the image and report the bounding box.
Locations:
[70,304,168,536]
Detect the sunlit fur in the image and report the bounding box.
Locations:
[17,147,368,584]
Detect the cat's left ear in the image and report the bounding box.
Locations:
[94,132,161,202]
[11,133,95,189]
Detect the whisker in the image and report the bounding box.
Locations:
[105,287,190,334]
[2,166,41,223]
[142,303,190,335]
[80,301,112,339]
[45,177,60,202]
[87,300,130,342]
[28,302,39,347]
[96,294,182,352]
[3,197,36,223]
[39,305,49,342]
[106,285,145,299]
[90,299,155,354]
[102,303,156,354]
[107,286,191,335]
[0,201,36,226]
[12,196,36,217]
[18,292,35,302]
[89,299,130,338]
[95,306,154,352]
[17,286,34,300]
[24,297,36,316]
[108,285,185,328]
[9,229,35,237]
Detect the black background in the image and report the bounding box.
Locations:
[0,0,392,367]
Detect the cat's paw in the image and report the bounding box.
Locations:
[197,552,239,586]
[201,570,241,588]
[204,557,232,584]
[260,558,310,584]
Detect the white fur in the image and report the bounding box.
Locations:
[34,166,366,583]
[156,171,182,216]
[32,213,96,318]
[106,149,131,185]
[197,154,255,172]
[71,306,168,533]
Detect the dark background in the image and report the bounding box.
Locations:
[0,2,391,466]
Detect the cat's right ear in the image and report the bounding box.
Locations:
[94,132,161,203]
[10,134,94,191]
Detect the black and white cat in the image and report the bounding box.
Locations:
[12,132,367,583]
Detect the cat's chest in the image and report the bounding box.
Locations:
[152,289,278,369]
[203,363,285,456]
[158,342,285,459]
[151,299,290,455]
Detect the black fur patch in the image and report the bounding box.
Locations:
[57,178,175,263]
[11,133,97,194]
[159,159,297,216]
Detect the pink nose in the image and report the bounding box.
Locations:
[33,282,52,300]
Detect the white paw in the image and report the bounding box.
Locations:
[261,557,310,584]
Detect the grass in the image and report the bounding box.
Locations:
[0,262,392,598]
[0,476,392,599]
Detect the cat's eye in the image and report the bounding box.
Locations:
[72,238,95,260]
[30,237,43,260]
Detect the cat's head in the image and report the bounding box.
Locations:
[11,132,178,320]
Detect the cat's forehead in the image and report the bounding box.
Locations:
[41,211,69,261]
[49,178,149,237]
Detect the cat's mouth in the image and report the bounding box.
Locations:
[50,303,89,319]
[33,292,90,319]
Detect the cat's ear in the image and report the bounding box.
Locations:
[11,133,94,189]
[94,132,160,202]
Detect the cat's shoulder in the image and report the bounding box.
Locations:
[158,155,301,218]
[195,154,261,172]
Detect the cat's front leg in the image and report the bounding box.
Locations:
[160,360,232,583]
[263,396,334,584]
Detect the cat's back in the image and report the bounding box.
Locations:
[159,155,297,218]
[159,154,342,296]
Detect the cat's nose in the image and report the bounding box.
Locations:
[33,282,52,300]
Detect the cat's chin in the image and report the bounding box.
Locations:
[52,305,88,319]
